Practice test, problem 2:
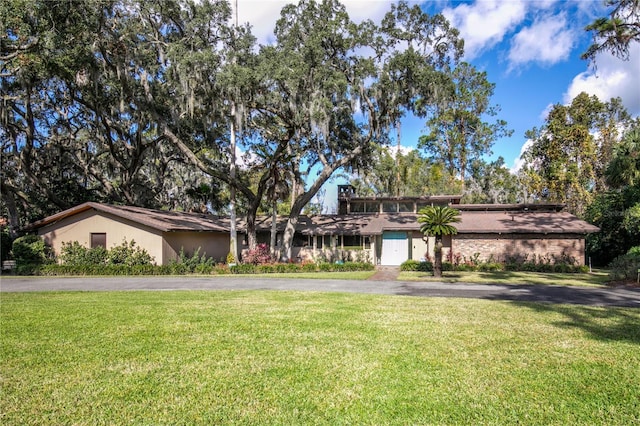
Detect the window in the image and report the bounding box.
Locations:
[343,235,362,248]
[90,233,106,249]
[350,202,364,213]
[398,202,413,212]
[293,234,310,247]
[364,236,371,249]
[382,202,397,213]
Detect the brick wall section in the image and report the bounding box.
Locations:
[453,233,587,264]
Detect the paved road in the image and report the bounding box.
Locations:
[2,276,640,307]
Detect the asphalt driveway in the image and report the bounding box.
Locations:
[2,276,640,308]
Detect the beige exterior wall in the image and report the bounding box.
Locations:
[411,231,429,261]
[410,232,454,262]
[453,233,586,264]
[38,210,164,264]
[163,232,230,263]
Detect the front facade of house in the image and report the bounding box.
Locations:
[32,203,230,264]
[29,187,599,266]
[249,186,599,266]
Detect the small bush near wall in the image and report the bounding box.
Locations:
[12,235,53,266]
[60,240,154,266]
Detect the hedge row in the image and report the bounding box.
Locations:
[23,261,375,276]
[400,259,590,274]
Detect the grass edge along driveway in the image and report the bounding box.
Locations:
[2,290,639,425]
[398,269,611,287]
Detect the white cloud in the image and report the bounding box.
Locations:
[508,14,575,69]
[442,0,527,60]
[510,138,533,173]
[233,0,391,46]
[564,43,640,116]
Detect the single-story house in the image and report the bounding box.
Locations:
[27,188,599,266]
[28,202,231,264]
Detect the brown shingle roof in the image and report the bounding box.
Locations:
[27,202,230,233]
[456,211,600,234]
[28,203,599,236]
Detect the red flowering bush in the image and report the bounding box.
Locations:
[243,243,274,265]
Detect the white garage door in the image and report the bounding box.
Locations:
[380,231,408,265]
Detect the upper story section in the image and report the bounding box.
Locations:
[337,185,462,215]
[337,184,567,215]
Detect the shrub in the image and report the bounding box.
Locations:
[1,228,12,263]
[169,247,213,273]
[60,241,102,265]
[401,260,420,271]
[243,243,273,265]
[608,252,640,282]
[301,262,317,273]
[60,240,154,267]
[257,264,275,274]
[455,263,476,272]
[400,260,433,272]
[12,235,52,266]
[108,239,154,266]
[230,263,256,274]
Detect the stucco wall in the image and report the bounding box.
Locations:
[162,232,230,263]
[453,233,586,264]
[38,210,165,264]
[411,231,429,261]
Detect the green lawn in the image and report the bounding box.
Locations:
[2,291,639,425]
[399,270,611,287]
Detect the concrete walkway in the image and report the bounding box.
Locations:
[2,275,640,308]
[366,266,400,281]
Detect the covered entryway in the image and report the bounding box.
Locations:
[380,231,409,265]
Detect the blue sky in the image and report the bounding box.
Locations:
[234,0,640,208]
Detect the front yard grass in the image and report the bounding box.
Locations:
[2,291,639,425]
[399,269,611,287]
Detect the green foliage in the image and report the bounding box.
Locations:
[606,126,640,188]
[464,157,522,204]
[11,235,51,266]
[420,62,513,186]
[417,205,461,237]
[582,0,640,61]
[608,251,640,282]
[585,185,640,265]
[521,93,632,215]
[1,228,12,262]
[107,240,154,266]
[59,239,154,267]
[400,260,433,272]
[350,147,462,197]
[168,247,214,273]
[623,203,640,236]
[402,252,586,274]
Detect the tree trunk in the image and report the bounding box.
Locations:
[282,215,299,261]
[433,236,443,278]
[281,147,364,259]
[270,200,278,259]
[245,208,257,253]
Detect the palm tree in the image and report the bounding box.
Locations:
[418,205,461,278]
[606,126,640,188]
